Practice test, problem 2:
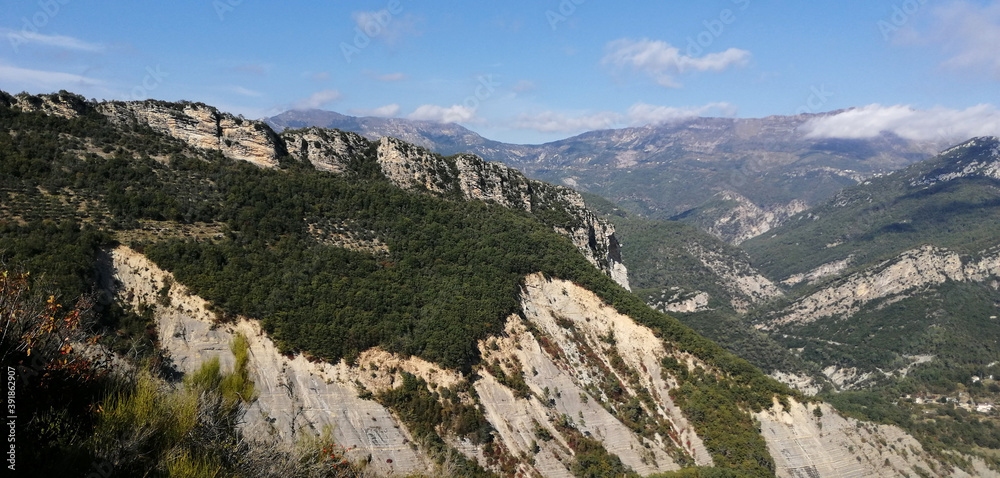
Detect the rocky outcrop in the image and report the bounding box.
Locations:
[699,192,808,245]
[686,243,782,312]
[6,91,90,119]
[909,136,1000,187]
[762,245,1000,329]
[781,256,854,287]
[757,397,999,478]
[96,101,287,167]
[648,288,711,313]
[373,136,630,289]
[281,127,369,173]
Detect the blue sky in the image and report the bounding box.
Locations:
[2,0,1000,144]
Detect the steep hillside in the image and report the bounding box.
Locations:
[272,109,947,243]
[2,90,996,477]
[744,136,1000,282]
[720,138,1000,461]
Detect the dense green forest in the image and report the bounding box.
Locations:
[0,93,797,476]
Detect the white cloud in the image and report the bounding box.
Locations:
[511,102,737,134]
[602,38,751,87]
[231,86,262,97]
[896,1,1000,79]
[512,110,621,133]
[800,104,1000,142]
[627,102,738,125]
[0,64,104,89]
[351,10,421,46]
[292,89,341,110]
[408,104,477,124]
[2,29,105,52]
[350,104,400,117]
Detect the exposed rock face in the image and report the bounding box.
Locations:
[100,245,989,477]
[374,136,630,290]
[757,398,999,478]
[699,192,809,245]
[686,243,782,312]
[96,101,287,167]
[909,136,1000,187]
[281,127,369,173]
[6,91,90,119]
[100,246,440,476]
[648,289,711,313]
[762,245,1000,329]
[781,256,854,287]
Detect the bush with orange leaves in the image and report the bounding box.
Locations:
[0,270,114,473]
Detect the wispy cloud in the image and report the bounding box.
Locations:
[897,1,1000,79]
[292,89,341,110]
[627,102,737,125]
[231,63,272,76]
[602,38,751,87]
[511,102,738,134]
[408,104,477,123]
[512,110,620,133]
[349,104,400,117]
[2,29,105,52]
[351,10,422,46]
[231,85,262,97]
[0,64,105,89]
[377,72,407,82]
[800,104,1000,142]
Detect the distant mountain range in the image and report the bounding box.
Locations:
[268,109,948,243]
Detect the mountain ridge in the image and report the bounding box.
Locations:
[3,89,997,477]
[268,108,949,244]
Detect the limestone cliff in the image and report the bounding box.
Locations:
[686,191,809,245]
[757,398,998,478]
[374,137,629,289]
[4,90,90,119]
[281,126,369,174]
[96,100,288,168]
[685,242,783,312]
[762,245,1000,330]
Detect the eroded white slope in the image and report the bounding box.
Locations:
[101,245,994,477]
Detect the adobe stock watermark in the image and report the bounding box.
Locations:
[796,84,834,115]
[547,0,586,31]
[464,75,501,112]
[214,0,245,22]
[878,0,927,41]
[121,66,168,102]
[341,0,404,63]
[7,0,73,53]
[686,0,752,57]
[6,367,15,472]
